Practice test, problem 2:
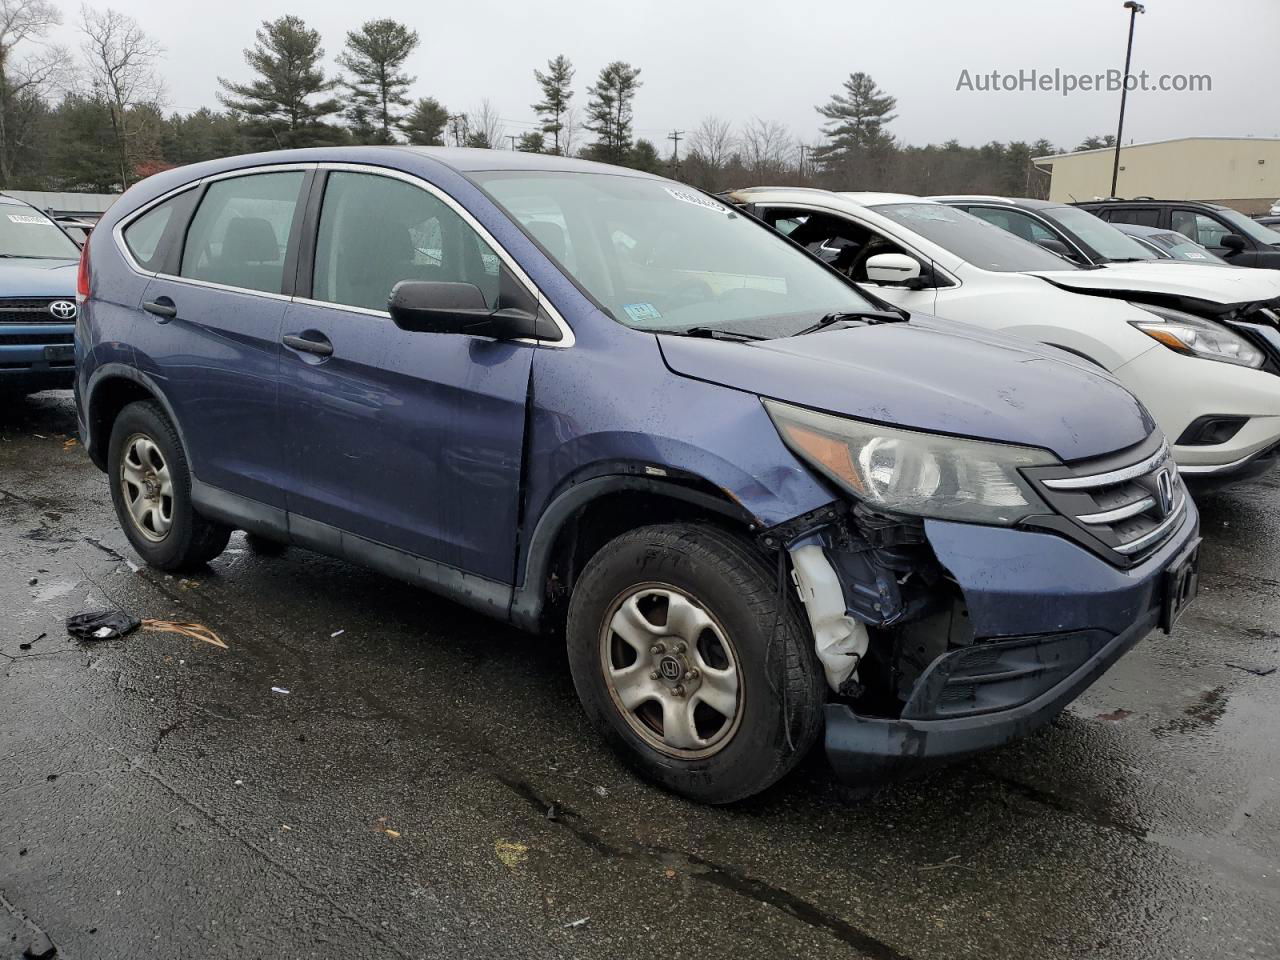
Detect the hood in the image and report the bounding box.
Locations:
[658,314,1155,463]
[0,258,79,298]
[1030,261,1280,307]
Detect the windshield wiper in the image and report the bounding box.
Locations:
[794,309,908,336]
[680,326,766,342]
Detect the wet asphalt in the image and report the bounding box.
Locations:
[1,391,1278,960]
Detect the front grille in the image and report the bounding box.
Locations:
[1024,433,1186,565]
[0,298,74,323]
[0,332,73,345]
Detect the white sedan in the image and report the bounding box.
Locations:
[729,188,1280,484]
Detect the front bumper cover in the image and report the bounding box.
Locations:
[823,501,1200,780]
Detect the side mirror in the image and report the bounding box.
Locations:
[864,252,923,286]
[1036,237,1079,261]
[388,280,559,341]
[1220,233,1247,253]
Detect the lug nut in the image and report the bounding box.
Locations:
[649,671,659,681]
[684,669,699,681]
[650,643,665,655]
[673,641,687,654]
[672,685,686,697]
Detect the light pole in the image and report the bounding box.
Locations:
[1110,1,1145,198]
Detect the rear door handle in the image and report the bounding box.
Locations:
[143,297,177,322]
[282,333,334,357]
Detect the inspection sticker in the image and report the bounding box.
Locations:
[7,214,53,226]
[623,302,663,323]
[665,187,731,215]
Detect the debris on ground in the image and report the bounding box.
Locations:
[142,620,227,650]
[27,576,37,585]
[22,930,56,958]
[545,802,559,821]
[330,629,345,638]
[271,686,290,695]
[372,817,402,839]
[593,785,609,798]
[564,917,589,929]
[1225,661,1277,677]
[1096,708,1133,722]
[494,840,528,867]
[66,610,141,641]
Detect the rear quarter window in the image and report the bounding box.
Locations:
[122,189,198,272]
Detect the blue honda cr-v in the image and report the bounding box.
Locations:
[0,194,82,395]
[75,148,1200,803]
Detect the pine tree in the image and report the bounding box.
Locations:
[813,72,896,168]
[532,54,573,155]
[584,61,641,165]
[217,16,343,150]
[516,130,545,153]
[405,97,449,146]
[337,19,418,144]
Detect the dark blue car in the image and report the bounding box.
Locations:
[0,194,83,395]
[75,148,1200,802]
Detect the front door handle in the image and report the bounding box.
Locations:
[143,297,177,322]
[282,333,334,357]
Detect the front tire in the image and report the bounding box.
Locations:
[566,524,825,804]
[108,400,230,572]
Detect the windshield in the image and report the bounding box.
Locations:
[0,205,81,259]
[1217,208,1280,246]
[471,171,878,336]
[1043,206,1156,262]
[872,203,1077,272]
[1147,231,1226,263]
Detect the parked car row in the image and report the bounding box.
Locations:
[729,187,1280,484]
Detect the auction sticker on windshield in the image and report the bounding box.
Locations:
[665,187,732,215]
[624,302,663,323]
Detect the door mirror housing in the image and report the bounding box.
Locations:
[1036,237,1080,262]
[1220,233,1247,253]
[388,280,560,341]
[864,252,924,286]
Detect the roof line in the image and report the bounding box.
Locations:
[1033,135,1280,164]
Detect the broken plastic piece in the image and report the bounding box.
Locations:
[271,686,290,695]
[66,610,141,641]
[789,540,868,692]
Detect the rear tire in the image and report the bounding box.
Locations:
[108,400,230,572]
[566,523,825,804]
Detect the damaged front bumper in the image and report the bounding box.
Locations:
[816,501,1201,781]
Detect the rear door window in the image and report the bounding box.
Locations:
[1106,207,1161,227]
[967,207,1059,245]
[180,171,306,293]
[311,171,502,313]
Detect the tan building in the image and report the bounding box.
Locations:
[1033,137,1280,214]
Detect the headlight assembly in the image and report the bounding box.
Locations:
[764,399,1058,525]
[1130,303,1264,368]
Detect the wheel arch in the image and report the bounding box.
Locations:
[84,365,186,471]
[511,473,763,634]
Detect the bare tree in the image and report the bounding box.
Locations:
[560,105,580,157]
[0,0,63,185]
[467,98,502,149]
[688,115,735,169]
[740,117,795,181]
[80,5,163,188]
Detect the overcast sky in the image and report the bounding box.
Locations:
[48,0,1280,153]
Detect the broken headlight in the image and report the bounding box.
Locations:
[765,399,1057,525]
[1130,303,1264,368]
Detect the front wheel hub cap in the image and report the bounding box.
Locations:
[599,584,743,760]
